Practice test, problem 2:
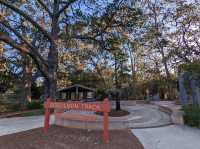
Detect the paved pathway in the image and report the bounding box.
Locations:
[0,112,200,149]
[0,103,171,135]
[57,104,172,129]
[125,104,171,128]
[0,115,54,136]
[132,125,200,149]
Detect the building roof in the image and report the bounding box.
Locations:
[58,84,96,92]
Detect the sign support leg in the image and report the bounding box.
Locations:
[44,99,51,132]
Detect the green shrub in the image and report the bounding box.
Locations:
[183,105,200,128]
[10,103,21,111]
[27,101,43,110]
[96,89,107,101]
[22,109,44,117]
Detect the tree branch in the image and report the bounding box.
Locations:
[58,0,77,15]
[0,32,49,78]
[0,0,53,43]
[37,0,52,17]
[0,32,29,53]
[0,21,48,67]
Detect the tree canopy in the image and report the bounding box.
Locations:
[0,0,199,102]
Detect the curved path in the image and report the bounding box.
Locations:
[123,104,171,128]
[55,103,172,129]
[0,102,172,136]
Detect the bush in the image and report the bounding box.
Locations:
[183,105,200,128]
[26,101,43,110]
[96,89,107,101]
[10,103,21,111]
[31,83,44,99]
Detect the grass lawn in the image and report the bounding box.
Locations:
[0,109,44,118]
[20,109,44,117]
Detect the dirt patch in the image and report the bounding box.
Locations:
[0,126,143,149]
[96,109,130,117]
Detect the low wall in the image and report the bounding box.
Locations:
[151,101,184,125]
[55,102,173,129]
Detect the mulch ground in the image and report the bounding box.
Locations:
[96,109,130,117]
[0,126,144,149]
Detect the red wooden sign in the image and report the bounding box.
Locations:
[43,98,111,143]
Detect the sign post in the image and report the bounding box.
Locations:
[43,98,111,143]
[44,98,51,133]
[103,98,110,143]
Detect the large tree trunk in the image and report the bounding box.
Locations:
[128,47,136,81]
[45,1,59,100]
[21,55,32,107]
[47,73,57,99]
[24,63,32,103]
[114,54,121,111]
[160,47,175,100]
[160,47,170,79]
[46,44,58,99]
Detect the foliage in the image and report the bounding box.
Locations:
[0,0,199,102]
[182,61,200,77]
[183,105,200,128]
[10,103,21,111]
[180,61,200,96]
[0,59,13,92]
[3,84,24,104]
[0,100,10,113]
[26,101,43,110]
[96,89,107,101]
[21,109,44,117]
[0,100,21,113]
[31,83,44,99]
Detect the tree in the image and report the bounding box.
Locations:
[170,0,200,63]
[0,0,101,99]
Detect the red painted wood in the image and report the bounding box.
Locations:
[43,98,111,143]
[44,98,51,133]
[45,101,103,111]
[103,98,110,143]
[55,113,97,121]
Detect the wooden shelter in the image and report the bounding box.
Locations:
[58,84,96,101]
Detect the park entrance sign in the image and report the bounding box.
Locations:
[43,98,111,143]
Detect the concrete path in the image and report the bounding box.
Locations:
[132,125,200,149]
[1,114,200,149]
[0,115,54,136]
[125,104,171,128]
[57,104,172,129]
